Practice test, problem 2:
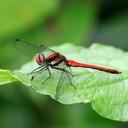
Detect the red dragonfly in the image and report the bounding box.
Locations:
[15,39,122,99]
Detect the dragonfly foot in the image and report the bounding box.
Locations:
[31,76,35,81]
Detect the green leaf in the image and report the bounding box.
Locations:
[0,69,17,85]
[1,43,128,121]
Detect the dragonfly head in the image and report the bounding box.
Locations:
[36,54,45,65]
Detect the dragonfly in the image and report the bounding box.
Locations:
[14,39,122,99]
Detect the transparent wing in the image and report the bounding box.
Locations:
[55,69,66,99]
[55,65,74,99]
[14,39,39,58]
[14,39,57,58]
[39,44,56,53]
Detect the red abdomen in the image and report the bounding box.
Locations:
[67,60,121,74]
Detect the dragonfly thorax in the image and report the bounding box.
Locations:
[47,53,67,66]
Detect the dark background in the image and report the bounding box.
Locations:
[0,0,128,128]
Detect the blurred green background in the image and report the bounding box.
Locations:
[0,0,128,128]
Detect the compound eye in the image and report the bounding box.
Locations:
[36,54,44,65]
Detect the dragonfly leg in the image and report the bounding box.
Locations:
[28,66,45,75]
[52,66,73,77]
[30,66,47,81]
[66,66,74,78]
[51,66,75,89]
[42,66,52,84]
